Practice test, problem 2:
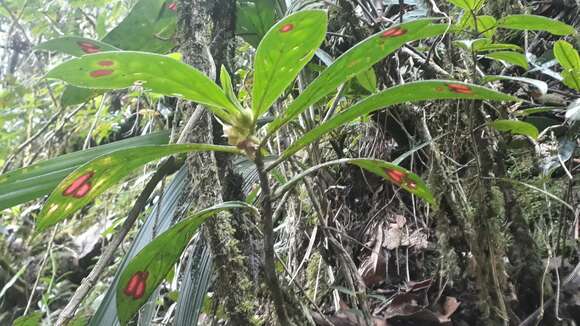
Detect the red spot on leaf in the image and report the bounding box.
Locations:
[63,172,94,198]
[447,83,473,95]
[90,69,113,78]
[280,23,294,33]
[98,60,114,67]
[405,180,417,190]
[381,27,407,38]
[78,41,101,54]
[386,168,406,184]
[124,271,149,300]
[167,2,177,11]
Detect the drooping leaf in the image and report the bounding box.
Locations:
[236,0,278,47]
[116,201,257,325]
[275,158,434,205]
[45,52,240,122]
[483,75,548,96]
[491,119,539,139]
[276,80,517,163]
[266,19,448,135]
[0,132,169,211]
[36,144,241,231]
[35,37,120,57]
[554,40,580,71]
[484,51,529,69]
[252,10,327,117]
[497,15,576,36]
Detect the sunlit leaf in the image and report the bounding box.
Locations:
[116,201,257,325]
[35,37,120,57]
[36,144,241,231]
[45,52,240,123]
[0,132,169,211]
[491,119,539,139]
[267,19,448,135]
[277,80,517,163]
[497,15,576,36]
[447,0,486,10]
[554,40,580,70]
[252,10,327,117]
[484,51,529,69]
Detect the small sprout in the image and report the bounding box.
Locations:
[123,271,149,300]
[381,27,407,38]
[279,23,294,33]
[447,83,473,94]
[90,69,114,78]
[63,172,95,198]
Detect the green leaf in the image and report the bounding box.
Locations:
[103,0,177,54]
[35,144,241,231]
[497,15,576,36]
[252,10,327,118]
[554,40,580,70]
[0,132,169,211]
[474,42,522,53]
[236,0,278,47]
[355,68,377,93]
[275,158,434,204]
[220,65,243,111]
[61,86,105,107]
[467,15,496,38]
[13,312,43,326]
[448,0,486,10]
[116,201,257,325]
[562,69,580,91]
[491,119,539,139]
[277,80,517,163]
[35,37,120,57]
[45,52,240,123]
[484,51,529,69]
[267,19,448,135]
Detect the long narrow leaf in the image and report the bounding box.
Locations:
[277,80,517,163]
[0,132,169,210]
[36,144,241,231]
[497,15,576,36]
[45,52,240,122]
[275,158,434,204]
[266,19,448,135]
[89,167,189,326]
[252,10,327,117]
[116,201,257,325]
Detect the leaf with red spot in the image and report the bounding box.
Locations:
[36,144,242,231]
[252,10,327,118]
[267,19,449,135]
[274,158,434,205]
[276,80,518,167]
[35,36,120,57]
[116,201,258,325]
[45,52,241,123]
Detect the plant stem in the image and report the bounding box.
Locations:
[254,152,290,326]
